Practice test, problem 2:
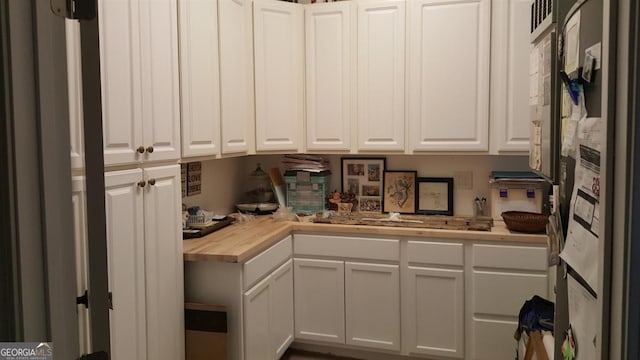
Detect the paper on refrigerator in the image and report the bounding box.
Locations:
[560,117,602,292]
[567,274,598,360]
[564,10,581,73]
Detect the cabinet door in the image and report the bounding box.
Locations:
[404,266,464,358]
[253,0,304,152]
[345,262,400,351]
[472,319,519,360]
[270,259,294,359]
[490,0,532,153]
[104,169,146,360]
[143,165,184,360]
[294,258,345,344]
[99,0,143,166]
[244,276,272,360]
[139,0,181,162]
[305,2,353,151]
[407,0,490,151]
[71,177,91,354]
[179,0,221,157]
[66,20,84,170]
[356,0,405,151]
[219,0,255,155]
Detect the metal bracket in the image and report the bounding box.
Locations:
[50,0,96,20]
[76,290,89,308]
[77,351,109,360]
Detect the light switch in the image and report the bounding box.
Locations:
[454,171,473,190]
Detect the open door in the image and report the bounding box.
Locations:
[0,0,110,358]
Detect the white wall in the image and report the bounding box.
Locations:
[181,156,248,215]
[187,154,531,216]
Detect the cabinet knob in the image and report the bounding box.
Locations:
[146,146,154,154]
[137,146,145,154]
[148,178,156,186]
[137,180,146,187]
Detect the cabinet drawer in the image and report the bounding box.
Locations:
[472,319,519,360]
[294,234,399,261]
[473,271,547,316]
[244,236,292,290]
[407,240,464,266]
[473,244,547,271]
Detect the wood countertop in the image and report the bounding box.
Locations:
[183,216,549,263]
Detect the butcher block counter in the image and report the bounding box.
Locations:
[182,215,548,263]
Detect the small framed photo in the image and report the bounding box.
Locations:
[358,196,382,212]
[416,177,454,215]
[382,170,417,214]
[341,157,386,211]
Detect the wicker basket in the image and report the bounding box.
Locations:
[501,211,549,233]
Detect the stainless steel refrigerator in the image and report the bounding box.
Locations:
[530,0,610,358]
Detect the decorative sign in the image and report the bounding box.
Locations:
[181,162,202,197]
[187,162,202,196]
[181,164,187,198]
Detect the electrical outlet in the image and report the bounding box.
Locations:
[454,171,473,190]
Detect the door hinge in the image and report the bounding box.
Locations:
[108,292,113,310]
[50,0,96,20]
[76,290,89,308]
[77,351,109,360]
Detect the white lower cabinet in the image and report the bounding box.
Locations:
[244,259,294,360]
[293,234,401,353]
[345,262,400,351]
[187,234,549,360]
[405,266,464,358]
[244,243,294,360]
[271,260,296,357]
[469,244,549,360]
[403,240,465,358]
[293,258,401,350]
[294,258,345,344]
[244,274,272,359]
[104,165,184,360]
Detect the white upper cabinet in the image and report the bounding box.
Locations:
[254,0,304,152]
[305,2,354,152]
[139,0,181,163]
[219,0,255,155]
[356,0,405,152]
[99,0,180,166]
[99,0,142,166]
[66,20,84,170]
[490,0,532,153]
[178,0,221,157]
[407,0,490,152]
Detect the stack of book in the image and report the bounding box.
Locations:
[282,154,330,173]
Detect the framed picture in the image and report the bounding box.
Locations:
[416,177,454,215]
[359,196,382,212]
[341,157,386,211]
[382,170,417,214]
